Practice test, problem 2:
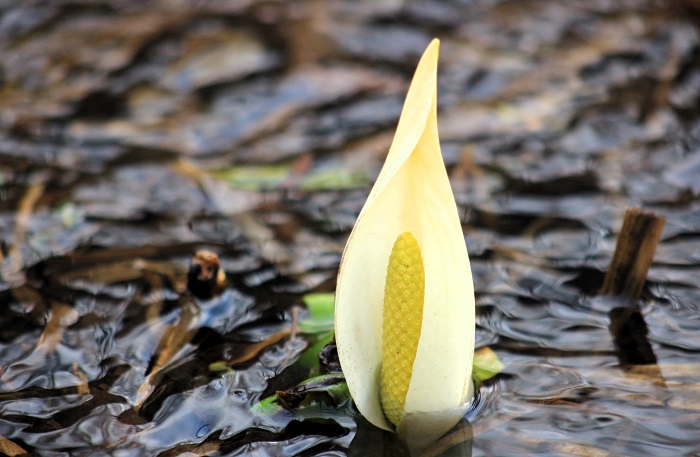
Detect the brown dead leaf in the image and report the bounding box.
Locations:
[37,303,80,354]
[0,437,27,457]
[5,181,45,282]
[149,300,201,375]
[214,328,292,368]
[57,259,185,288]
[72,362,91,396]
[134,298,201,411]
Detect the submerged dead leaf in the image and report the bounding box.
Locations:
[37,302,79,354]
[72,362,91,396]
[214,328,292,368]
[56,259,182,288]
[160,441,222,457]
[0,437,28,457]
[135,298,201,411]
[147,299,201,376]
[5,180,44,282]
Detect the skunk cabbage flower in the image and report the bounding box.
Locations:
[334,39,476,439]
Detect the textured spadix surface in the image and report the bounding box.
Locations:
[334,39,475,432]
[380,231,425,426]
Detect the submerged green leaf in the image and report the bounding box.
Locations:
[298,168,368,190]
[57,202,85,228]
[251,394,284,416]
[213,165,368,191]
[214,165,290,191]
[208,361,233,373]
[294,330,335,372]
[251,374,350,416]
[299,293,335,334]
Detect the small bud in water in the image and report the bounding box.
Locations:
[187,250,226,299]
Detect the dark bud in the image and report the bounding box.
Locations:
[319,340,341,373]
[187,250,226,299]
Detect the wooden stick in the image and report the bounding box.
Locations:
[601,207,666,379]
[600,207,666,300]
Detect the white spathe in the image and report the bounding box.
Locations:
[334,38,476,435]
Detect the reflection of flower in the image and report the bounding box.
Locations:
[334,39,475,437]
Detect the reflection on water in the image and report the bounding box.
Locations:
[348,417,474,457]
[3,0,700,455]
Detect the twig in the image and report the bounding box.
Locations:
[6,181,45,279]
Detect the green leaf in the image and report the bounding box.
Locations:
[299,168,369,190]
[208,361,233,373]
[299,293,335,334]
[251,394,284,416]
[294,330,334,372]
[56,202,84,229]
[212,165,369,192]
[472,347,503,383]
[250,374,349,416]
[213,165,291,191]
[291,374,349,405]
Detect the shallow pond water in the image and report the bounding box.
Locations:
[2,0,700,456]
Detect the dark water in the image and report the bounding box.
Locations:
[2,0,700,455]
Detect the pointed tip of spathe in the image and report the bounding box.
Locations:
[422,38,440,63]
[416,38,440,84]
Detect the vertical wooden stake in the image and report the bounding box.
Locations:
[601,207,666,380]
[600,207,666,300]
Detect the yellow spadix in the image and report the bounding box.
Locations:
[334,39,476,437]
